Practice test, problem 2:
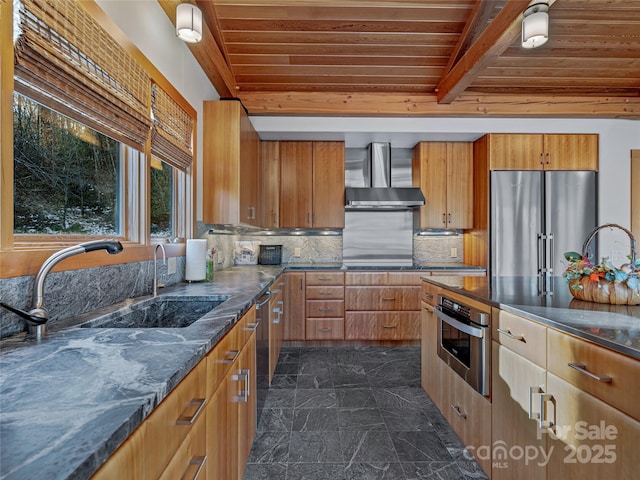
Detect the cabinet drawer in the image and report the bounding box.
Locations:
[158,410,207,480]
[306,319,344,340]
[306,300,344,318]
[493,309,547,368]
[206,326,240,398]
[388,271,424,286]
[306,271,344,286]
[345,286,420,311]
[145,361,207,480]
[237,306,258,350]
[346,272,388,286]
[306,286,344,300]
[345,312,420,340]
[421,281,439,307]
[548,329,640,421]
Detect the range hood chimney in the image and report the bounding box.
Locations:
[345,142,425,209]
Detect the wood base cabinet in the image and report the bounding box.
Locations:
[284,272,305,341]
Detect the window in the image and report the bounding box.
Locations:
[13,93,124,235]
[150,157,174,238]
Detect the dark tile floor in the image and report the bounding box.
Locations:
[244,346,488,480]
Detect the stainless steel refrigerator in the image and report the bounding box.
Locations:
[491,171,597,293]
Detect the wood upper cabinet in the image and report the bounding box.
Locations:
[279,141,345,229]
[260,141,280,228]
[412,142,473,229]
[280,141,313,228]
[486,134,598,171]
[203,100,260,226]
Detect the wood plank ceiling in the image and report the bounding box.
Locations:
[158,0,640,117]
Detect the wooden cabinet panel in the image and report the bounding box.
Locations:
[206,321,239,399]
[412,142,473,229]
[91,423,146,480]
[312,141,345,228]
[145,362,207,480]
[158,413,207,480]
[207,367,237,480]
[345,272,388,286]
[306,318,345,340]
[345,311,420,340]
[236,333,257,480]
[543,134,598,171]
[446,143,473,229]
[306,300,345,318]
[388,271,424,286]
[546,373,640,479]
[547,329,640,421]
[486,134,598,171]
[421,300,443,409]
[280,141,313,228]
[491,342,547,480]
[270,286,284,381]
[284,272,305,341]
[492,308,547,368]
[260,141,280,228]
[306,271,344,286]
[306,286,344,300]
[487,133,543,170]
[203,101,259,226]
[421,280,438,307]
[345,286,421,311]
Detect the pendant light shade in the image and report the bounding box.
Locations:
[176,3,202,44]
[522,3,549,49]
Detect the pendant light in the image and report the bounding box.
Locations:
[176,3,203,44]
[522,3,549,49]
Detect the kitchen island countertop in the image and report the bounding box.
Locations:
[421,275,640,360]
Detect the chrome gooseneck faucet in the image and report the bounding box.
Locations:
[153,243,167,297]
[0,239,123,338]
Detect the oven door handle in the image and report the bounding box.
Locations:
[435,306,485,339]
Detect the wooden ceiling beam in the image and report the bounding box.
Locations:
[157,0,238,98]
[436,0,531,104]
[238,91,640,119]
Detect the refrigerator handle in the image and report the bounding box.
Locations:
[548,233,555,275]
[537,233,544,275]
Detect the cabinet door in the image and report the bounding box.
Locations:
[491,342,547,480]
[345,286,420,311]
[284,272,305,340]
[280,142,313,228]
[207,373,236,480]
[413,142,448,228]
[420,301,442,408]
[91,423,146,480]
[240,108,260,225]
[488,134,544,170]
[260,141,280,228]
[236,333,257,480]
[546,373,640,479]
[446,143,473,229]
[543,134,598,171]
[312,141,345,228]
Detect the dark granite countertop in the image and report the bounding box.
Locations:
[421,275,640,360]
[284,262,486,271]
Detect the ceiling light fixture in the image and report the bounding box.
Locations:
[521,3,549,49]
[176,3,202,44]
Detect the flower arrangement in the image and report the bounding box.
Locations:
[563,251,640,305]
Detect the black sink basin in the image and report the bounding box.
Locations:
[80,297,228,329]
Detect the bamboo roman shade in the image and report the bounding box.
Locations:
[13,0,152,150]
[151,83,194,170]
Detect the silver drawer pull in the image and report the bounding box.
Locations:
[382,325,396,329]
[176,398,207,425]
[245,322,259,331]
[231,372,249,402]
[271,289,281,294]
[422,304,434,313]
[319,307,332,311]
[450,404,467,419]
[423,292,433,298]
[319,327,332,332]
[568,363,613,383]
[222,350,240,364]
[496,328,526,342]
[183,455,207,480]
[382,297,396,301]
[319,292,331,296]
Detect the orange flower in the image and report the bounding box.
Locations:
[589,272,601,282]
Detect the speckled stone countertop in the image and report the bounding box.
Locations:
[422,275,640,360]
[0,262,484,480]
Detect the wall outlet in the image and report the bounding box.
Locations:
[294,247,301,257]
[450,247,458,258]
[167,257,177,274]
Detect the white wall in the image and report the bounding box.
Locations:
[96,0,219,222]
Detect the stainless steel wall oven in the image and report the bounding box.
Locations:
[435,295,490,396]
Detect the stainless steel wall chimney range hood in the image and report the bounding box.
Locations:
[345,142,425,209]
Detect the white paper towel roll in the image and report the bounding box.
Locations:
[185,239,207,281]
